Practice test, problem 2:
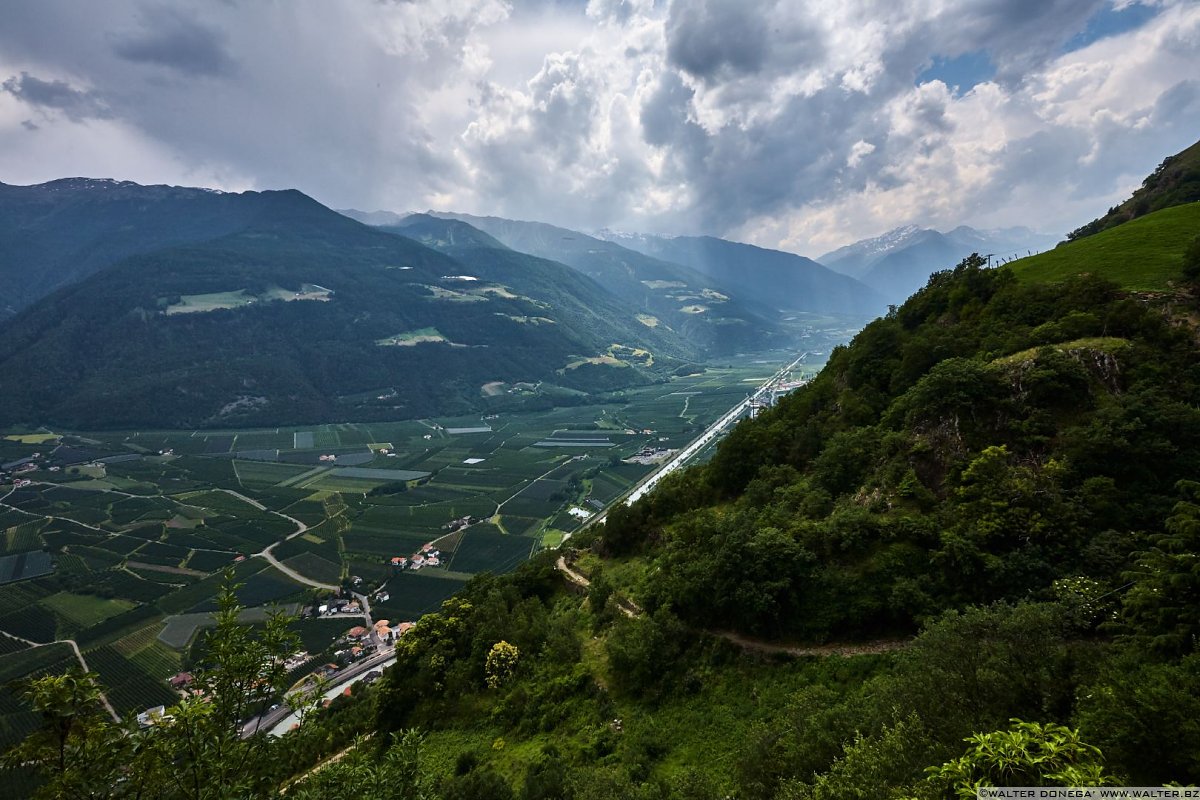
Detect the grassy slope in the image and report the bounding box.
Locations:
[1067,138,1200,240]
[1010,201,1200,290]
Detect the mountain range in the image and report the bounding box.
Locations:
[0,185,693,428]
[391,212,790,355]
[594,230,883,316]
[0,178,328,320]
[818,224,1059,303]
[0,180,887,430]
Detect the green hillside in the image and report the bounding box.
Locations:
[1009,201,1200,290]
[0,195,681,429]
[331,252,1199,797]
[0,179,340,319]
[10,163,1200,798]
[1066,137,1200,241]
[430,211,790,354]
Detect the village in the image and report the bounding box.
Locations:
[137,579,423,733]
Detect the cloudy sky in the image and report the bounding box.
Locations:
[1,0,1197,254]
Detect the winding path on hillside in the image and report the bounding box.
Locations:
[553,554,908,658]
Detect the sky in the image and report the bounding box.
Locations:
[0,0,1197,256]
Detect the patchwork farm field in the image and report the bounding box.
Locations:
[0,347,826,727]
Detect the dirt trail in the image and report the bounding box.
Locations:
[554,554,909,658]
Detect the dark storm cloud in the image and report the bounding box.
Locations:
[111,7,236,77]
[0,0,1192,249]
[639,72,703,150]
[932,0,1107,84]
[1154,80,1200,123]
[1,73,113,121]
[686,85,884,232]
[665,0,770,81]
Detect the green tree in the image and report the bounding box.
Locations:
[290,731,434,800]
[6,572,301,799]
[1,669,164,799]
[1121,480,1200,654]
[485,640,520,689]
[779,716,937,800]
[605,608,688,698]
[911,721,1110,799]
[1182,234,1200,281]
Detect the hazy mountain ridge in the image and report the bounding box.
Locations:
[423,211,789,355]
[818,223,1059,303]
[0,178,347,319]
[593,230,885,316]
[0,186,685,428]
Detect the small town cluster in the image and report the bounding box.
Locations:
[389,540,445,571]
[137,585,419,734]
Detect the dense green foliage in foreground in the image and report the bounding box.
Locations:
[16,553,1197,799]
[603,255,1200,646]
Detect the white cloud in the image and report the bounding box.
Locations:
[0,0,1196,254]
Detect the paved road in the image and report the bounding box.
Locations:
[239,648,395,738]
[577,351,810,532]
[239,489,345,592]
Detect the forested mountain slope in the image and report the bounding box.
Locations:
[382,214,697,362]
[596,231,883,315]
[0,196,676,429]
[605,254,1200,640]
[421,211,788,355]
[0,179,344,319]
[349,246,1200,797]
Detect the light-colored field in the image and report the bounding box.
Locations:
[164,290,256,315]
[562,355,629,371]
[164,284,332,315]
[420,284,488,302]
[640,280,686,290]
[42,592,135,627]
[636,314,659,327]
[3,433,61,444]
[261,284,333,303]
[376,327,449,346]
[471,285,519,299]
[609,344,653,366]
[497,314,555,324]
